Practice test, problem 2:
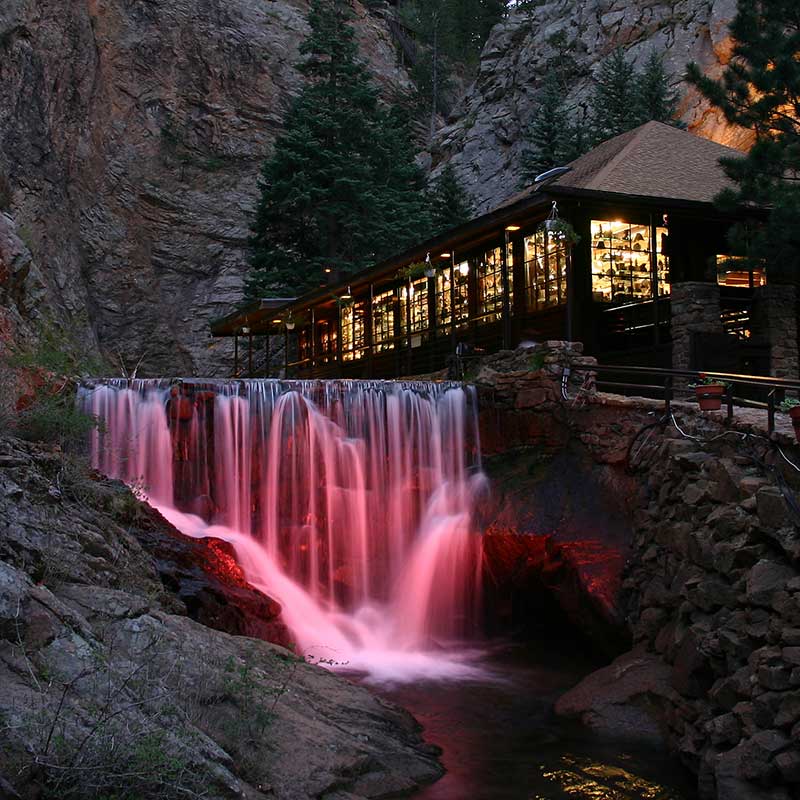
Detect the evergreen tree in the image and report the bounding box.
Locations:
[636,51,681,125]
[428,163,474,234]
[246,0,430,298]
[687,0,800,282]
[520,72,576,182]
[589,47,638,142]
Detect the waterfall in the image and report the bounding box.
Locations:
[79,379,486,682]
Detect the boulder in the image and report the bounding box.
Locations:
[555,649,676,745]
[747,561,795,608]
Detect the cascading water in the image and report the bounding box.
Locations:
[79,379,487,682]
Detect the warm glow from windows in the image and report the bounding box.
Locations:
[590,219,669,304]
[524,226,568,311]
[716,255,767,288]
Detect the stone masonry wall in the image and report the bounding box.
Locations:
[752,285,800,382]
[671,282,725,373]
[474,341,800,800]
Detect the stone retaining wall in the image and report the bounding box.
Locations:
[475,341,800,800]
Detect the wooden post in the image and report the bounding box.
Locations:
[367,283,375,378]
[234,334,239,377]
[428,269,437,372]
[284,327,289,378]
[247,332,253,377]
[450,254,457,355]
[311,307,316,373]
[406,276,413,375]
[337,302,343,378]
[502,230,511,349]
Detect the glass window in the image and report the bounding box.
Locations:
[298,328,312,362]
[341,301,365,361]
[436,265,469,329]
[477,246,512,322]
[524,227,568,311]
[317,321,337,363]
[716,255,767,288]
[372,289,396,352]
[591,220,666,304]
[400,278,429,337]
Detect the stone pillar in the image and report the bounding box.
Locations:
[751,284,799,380]
[670,282,724,372]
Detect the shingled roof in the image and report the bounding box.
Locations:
[549,120,743,204]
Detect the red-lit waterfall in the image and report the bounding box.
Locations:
[80,380,486,682]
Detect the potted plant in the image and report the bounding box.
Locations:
[779,398,800,441]
[689,374,729,411]
[545,218,581,245]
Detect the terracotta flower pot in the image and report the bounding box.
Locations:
[790,406,800,442]
[695,383,725,411]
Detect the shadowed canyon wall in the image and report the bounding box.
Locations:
[1,0,742,376]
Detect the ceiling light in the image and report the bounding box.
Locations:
[505,225,521,232]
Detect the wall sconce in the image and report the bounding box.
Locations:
[241,326,250,335]
[285,314,296,331]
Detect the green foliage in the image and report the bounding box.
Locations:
[780,397,800,412]
[427,163,474,234]
[686,0,800,283]
[15,394,100,449]
[637,51,681,126]
[246,0,431,298]
[589,48,683,144]
[3,320,107,448]
[590,48,639,142]
[520,72,586,182]
[523,47,683,179]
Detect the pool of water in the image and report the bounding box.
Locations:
[371,640,698,800]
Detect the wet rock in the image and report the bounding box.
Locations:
[747,561,795,608]
[739,730,790,781]
[756,488,793,531]
[555,649,678,745]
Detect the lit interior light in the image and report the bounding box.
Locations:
[324,267,332,274]
[439,252,451,259]
[271,318,282,324]
[458,262,469,276]
[341,285,353,300]
[505,225,521,232]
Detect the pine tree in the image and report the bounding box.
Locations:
[520,73,577,182]
[428,163,474,234]
[636,51,681,125]
[686,0,800,282]
[246,0,430,298]
[589,48,638,143]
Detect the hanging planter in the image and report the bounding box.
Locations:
[689,375,729,411]
[543,201,580,245]
[779,398,800,442]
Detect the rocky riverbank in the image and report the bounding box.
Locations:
[475,341,800,800]
[0,436,442,800]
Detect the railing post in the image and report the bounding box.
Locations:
[725,383,733,424]
[768,389,776,436]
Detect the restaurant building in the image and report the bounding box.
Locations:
[211,122,797,381]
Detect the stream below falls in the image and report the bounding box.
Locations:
[372,640,698,800]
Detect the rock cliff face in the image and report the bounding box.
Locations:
[1,0,747,375]
[0,0,409,376]
[0,435,442,799]
[435,0,747,213]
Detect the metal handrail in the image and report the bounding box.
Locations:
[594,363,800,435]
